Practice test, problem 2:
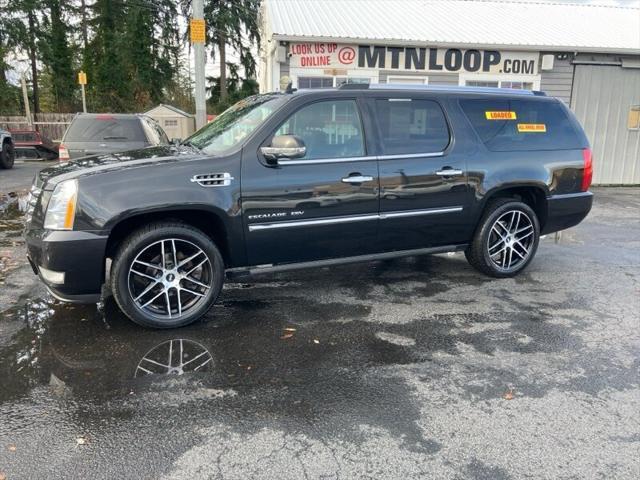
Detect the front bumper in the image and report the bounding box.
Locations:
[25,228,108,304]
[542,191,593,235]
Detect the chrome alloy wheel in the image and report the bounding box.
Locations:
[487,210,535,271]
[127,238,212,320]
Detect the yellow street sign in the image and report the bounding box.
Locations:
[190,19,206,43]
[78,71,87,85]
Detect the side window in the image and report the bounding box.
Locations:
[275,100,365,160]
[373,99,450,155]
[460,99,582,151]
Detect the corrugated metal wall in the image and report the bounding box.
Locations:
[571,64,640,185]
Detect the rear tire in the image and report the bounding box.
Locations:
[465,199,540,278]
[0,141,15,169]
[110,222,224,328]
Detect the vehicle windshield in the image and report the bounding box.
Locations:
[185,94,286,155]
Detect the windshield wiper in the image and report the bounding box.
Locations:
[103,136,128,140]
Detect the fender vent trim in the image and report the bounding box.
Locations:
[190,172,234,187]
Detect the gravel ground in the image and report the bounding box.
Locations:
[0,179,638,480]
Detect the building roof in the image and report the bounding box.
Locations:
[264,0,640,54]
[145,104,194,118]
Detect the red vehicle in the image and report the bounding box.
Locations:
[10,129,59,160]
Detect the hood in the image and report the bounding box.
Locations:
[37,145,204,189]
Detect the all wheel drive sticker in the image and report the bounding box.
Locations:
[485,111,546,132]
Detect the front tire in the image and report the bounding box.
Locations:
[465,199,540,278]
[0,141,15,169]
[111,222,224,328]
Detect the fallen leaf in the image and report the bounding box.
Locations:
[283,327,296,332]
[280,333,294,340]
[503,389,515,400]
[313,339,320,344]
[0,471,6,480]
[76,437,87,445]
[7,444,16,452]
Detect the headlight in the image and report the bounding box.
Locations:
[44,179,78,230]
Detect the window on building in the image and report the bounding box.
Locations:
[465,80,499,88]
[164,119,178,127]
[460,99,582,151]
[335,77,371,87]
[500,81,534,90]
[628,105,640,130]
[373,99,450,154]
[297,77,333,89]
[275,100,365,160]
[387,76,428,84]
[465,80,534,90]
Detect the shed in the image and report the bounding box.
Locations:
[145,104,196,140]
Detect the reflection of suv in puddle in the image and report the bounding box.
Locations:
[24,85,593,328]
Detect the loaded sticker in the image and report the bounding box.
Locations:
[517,123,547,132]
[485,111,517,120]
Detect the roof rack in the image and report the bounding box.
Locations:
[337,83,545,96]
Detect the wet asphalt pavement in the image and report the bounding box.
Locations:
[0,164,638,479]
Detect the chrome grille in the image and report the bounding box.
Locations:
[190,172,233,187]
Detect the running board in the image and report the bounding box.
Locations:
[226,244,468,278]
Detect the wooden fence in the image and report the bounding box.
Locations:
[0,113,76,141]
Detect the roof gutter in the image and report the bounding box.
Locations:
[272,34,640,56]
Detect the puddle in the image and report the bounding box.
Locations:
[0,273,587,407]
[0,290,441,453]
[0,192,28,278]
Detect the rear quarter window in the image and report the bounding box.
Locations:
[64,117,146,143]
[460,98,582,151]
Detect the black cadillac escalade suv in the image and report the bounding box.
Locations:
[24,85,593,328]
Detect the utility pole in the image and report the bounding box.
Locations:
[20,73,33,128]
[191,0,207,129]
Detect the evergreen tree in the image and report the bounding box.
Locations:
[7,0,42,113]
[123,0,181,110]
[39,0,76,112]
[0,4,25,114]
[189,0,260,104]
[87,0,129,111]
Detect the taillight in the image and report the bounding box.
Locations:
[58,144,70,161]
[581,148,593,192]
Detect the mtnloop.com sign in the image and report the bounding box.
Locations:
[289,43,538,75]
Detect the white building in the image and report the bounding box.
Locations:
[259,0,640,184]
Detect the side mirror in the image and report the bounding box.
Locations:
[170,138,181,145]
[261,134,306,164]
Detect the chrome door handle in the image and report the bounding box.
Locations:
[341,175,373,183]
[435,168,463,176]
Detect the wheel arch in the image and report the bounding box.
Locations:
[479,184,549,230]
[104,208,232,268]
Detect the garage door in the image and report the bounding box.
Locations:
[571,64,640,184]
